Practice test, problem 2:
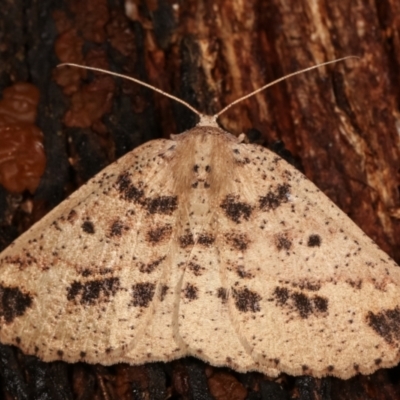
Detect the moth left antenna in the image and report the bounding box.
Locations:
[57,63,203,118]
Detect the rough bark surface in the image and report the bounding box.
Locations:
[0,0,399,399]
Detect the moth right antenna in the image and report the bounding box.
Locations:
[214,56,360,119]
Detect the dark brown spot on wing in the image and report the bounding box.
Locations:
[130,282,156,307]
[67,209,78,223]
[160,285,169,301]
[232,287,261,312]
[217,287,228,303]
[109,219,129,237]
[179,231,194,248]
[236,265,253,278]
[259,183,290,211]
[220,195,252,224]
[67,278,120,305]
[235,156,251,165]
[116,173,144,202]
[275,234,292,251]
[366,306,400,344]
[146,196,178,215]
[0,285,33,323]
[291,292,313,319]
[146,225,172,244]
[274,287,289,305]
[139,256,166,273]
[81,220,95,234]
[308,234,321,247]
[272,286,329,319]
[225,233,250,251]
[292,280,321,291]
[313,296,328,312]
[188,262,204,276]
[198,233,215,246]
[1,254,38,271]
[346,279,362,290]
[183,283,198,301]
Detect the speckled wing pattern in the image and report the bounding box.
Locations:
[0,138,182,364]
[0,124,399,379]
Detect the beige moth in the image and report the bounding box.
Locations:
[0,59,399,380]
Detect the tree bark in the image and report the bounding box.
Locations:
[0,0,399,399]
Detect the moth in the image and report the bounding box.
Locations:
[0,57,399,380]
